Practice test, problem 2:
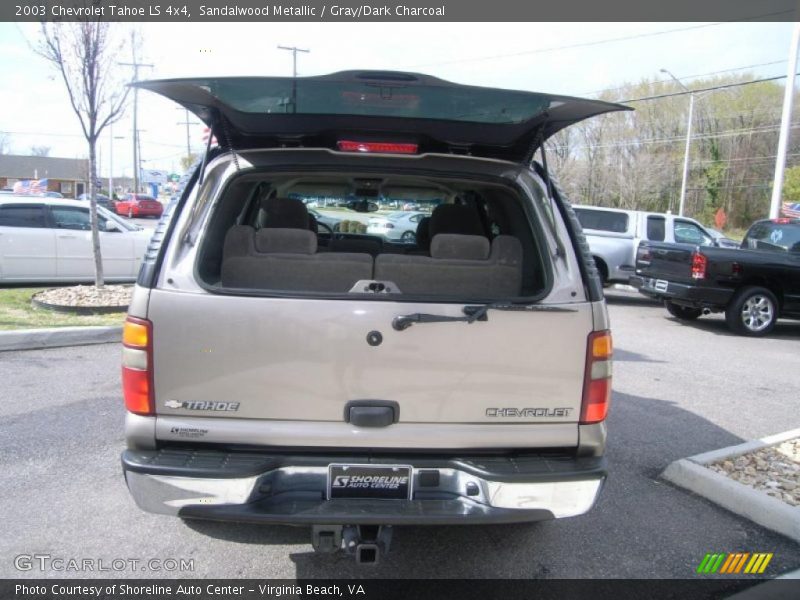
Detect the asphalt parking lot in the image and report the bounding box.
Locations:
[0,291,798,579]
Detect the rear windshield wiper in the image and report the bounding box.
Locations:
[392,303,577,331]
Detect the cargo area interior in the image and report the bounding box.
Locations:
[196,173,549,300]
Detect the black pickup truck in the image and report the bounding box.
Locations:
[632,218,800,336]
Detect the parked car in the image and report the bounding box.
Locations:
[706,227,740,249]
[77,192,116,212]
[120,70,625,562]
[367,211,427,243]
[573,205,717,285]
[0,198,152,283]
[115,193,163,218]
[632,218,800,336]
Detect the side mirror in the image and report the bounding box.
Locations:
[104,221,120,233]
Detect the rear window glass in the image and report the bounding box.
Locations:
[745,222,800,252]
[647,216,665,241]
[188,78,553,125]
[574,208,629,233]
[196,173,548,301]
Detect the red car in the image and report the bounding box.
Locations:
[115,194,163,218]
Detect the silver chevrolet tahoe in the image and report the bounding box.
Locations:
[121,71,624,563]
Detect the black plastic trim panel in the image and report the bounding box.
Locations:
[122,448,605,483]
[178,497,554,525]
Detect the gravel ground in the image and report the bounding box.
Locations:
[708,438,800,507]
[34,285,132,307]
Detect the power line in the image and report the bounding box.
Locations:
[401,23,730,69]
[580,60,788,97]
[401,17,789,70]
[551,122,800,151]
[619,73,797,103]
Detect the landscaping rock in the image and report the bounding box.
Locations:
[33,285,132,308]
[708,438,800,508]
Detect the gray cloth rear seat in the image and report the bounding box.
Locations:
[221,197,374,291]
[374,233,523,297]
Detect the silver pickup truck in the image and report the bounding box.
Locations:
[573,205,720,285]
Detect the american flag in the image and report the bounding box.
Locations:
[13,178,48,195]
[781,202,800,219]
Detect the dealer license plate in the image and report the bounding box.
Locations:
[327,464,413,500]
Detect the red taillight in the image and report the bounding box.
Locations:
[122,316,154,416]
[337,140,418,154]
[691,252,707,280]
[581,330,612,424]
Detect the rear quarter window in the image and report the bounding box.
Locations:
[574,208,629,233]
[0,204,47,228]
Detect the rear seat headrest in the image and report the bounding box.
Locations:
[255,228,317,255]
[261,197,310,229]
[430,234,490,260]
[416,216,432,250]
[430,204,485,237]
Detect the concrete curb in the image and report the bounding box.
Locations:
[0,326,122,352]
[662,430,800,544]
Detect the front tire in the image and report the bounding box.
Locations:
[665,300,703,321]
[725,286,778,336]
[401,231,416,244]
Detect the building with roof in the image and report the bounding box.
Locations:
[0,155,89,198]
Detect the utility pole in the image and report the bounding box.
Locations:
[278,45,309,114]
[770,22,800,219]
[108,125,125,198]
[277,45,309,77]
[661,68,695,217]
[176,108,199,165]
[119,32,153,194]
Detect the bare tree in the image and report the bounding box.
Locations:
[30,145,51,157]
[36,19,131,287]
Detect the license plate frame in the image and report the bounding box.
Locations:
[654,279,669,293]
[327,464,413,500]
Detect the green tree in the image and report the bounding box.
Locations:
[782,165,800,203]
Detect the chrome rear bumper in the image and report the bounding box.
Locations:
[123,449,605,525]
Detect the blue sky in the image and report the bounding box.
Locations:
[0,21,794,177]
